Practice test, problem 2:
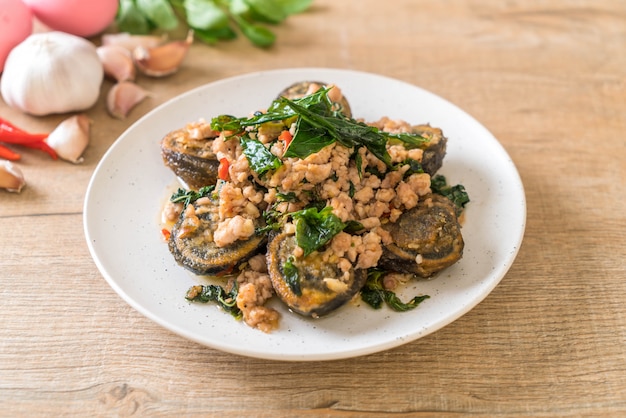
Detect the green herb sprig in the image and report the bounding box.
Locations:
[291,206,345,257]
[240,135,283,175]
[430,174,470,214]
[360,269,430,312]
[116,0,313,47]
[170,185,215,208]
[283,256,301,295]
[185,283,242,319]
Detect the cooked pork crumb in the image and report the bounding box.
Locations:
[213,215,254,247]
[235,270,279,332]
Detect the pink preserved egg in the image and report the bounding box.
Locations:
[22,0,118,37]
[0,0,33,72]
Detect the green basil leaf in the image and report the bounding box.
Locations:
[387,132,429,149]
[307,199,326,212]
[385,293,430,312]
[402,158,424,176]
[275,0,313,15]
[354,150,363,179]
[283,118,335,159]
[117,0,152,34]
[430,174,470,212]
[186,283,242,319]
[136,0,179,30]
[343,220,364,234]
[360,286,383,309]
[292,206,345,257]
[245,0,287,23]
[229,0,251,15]
[170,185,215,208]
[360,269,430,312]
[430,173,447,191]
[193,25,238,44]
[276,191,298,202]
[283,256,301,296]
[210,114,241,131]
[365,165,385,179]
[240,136,283,175]
[446,184,470,209]
[348,181,355,198]
[233,14,276,47]
[184,0,230,30]
[256,207,283,235]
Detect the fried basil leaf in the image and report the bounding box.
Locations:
[282,118,335,159]
[240,136,283,175]
[170,185,215,208]
[276,191,298,202]
[283,256,301,296]
[360,269,430,312]
[402,158,424,176]
[387,132,429,149]
[210,114,241,132]
[185,283,242,319]
[430,174,470,212]
[291,206,345,257]
[343,220,364,234]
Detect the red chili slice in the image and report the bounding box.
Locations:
[218,158,230,181]
[278,130,293,147]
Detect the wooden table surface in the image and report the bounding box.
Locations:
[2,0,625,416]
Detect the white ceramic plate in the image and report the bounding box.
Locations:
[84,68,526,361]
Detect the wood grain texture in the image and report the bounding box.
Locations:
[1,0,625,416]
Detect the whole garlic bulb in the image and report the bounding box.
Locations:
[1,31,104,116]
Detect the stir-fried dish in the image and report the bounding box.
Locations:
[159,81,469,332]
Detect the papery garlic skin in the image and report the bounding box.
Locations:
[46,114,90,164]
[0,32,104,116]
[0,160,26,193]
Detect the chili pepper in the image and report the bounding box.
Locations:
[218,158,230,181]
[0,144,21,161]
[0,131,49,144]
[278,129,293,147]
[19,140,58,160]
[0,118,47,138]
[0,117,29,133]
[0,117,56,159]
[1,118,48,143]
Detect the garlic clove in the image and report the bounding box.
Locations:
[96,45,136,82]
[106,81,150,119]
[0,160,26,193]
[46,114,91,164]
[101,32,166,53]
[133,30,194,77]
